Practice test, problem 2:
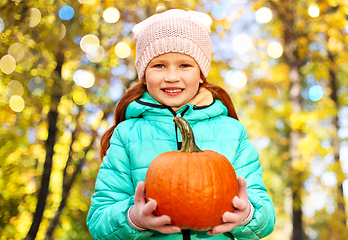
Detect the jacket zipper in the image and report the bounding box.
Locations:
[174,106,192,240]
[174,106,190,150]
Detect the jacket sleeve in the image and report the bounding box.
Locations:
[86,128,153,240]
[230,125,275,240]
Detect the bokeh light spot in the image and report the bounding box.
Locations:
[309,85,324,101]
[8,43,25,61]
[103,7,120,23]
[115,42,131,58]
[10,95,25,112]
[0,18,5,33]
[255,7,272,23]
[0,55,16,74]
[59,23,66,40]
[267,42,283,58]
[80,34,100,53]
[28,77,45,96]
[73,90,88,105]
[225,70,247,88]
[86,46,105,63]
[111,65,127,76]
[211,6,227,20]
[231,0,249,3]
[73,69,95,88]
[233,34,253,53]
[78,0,96,4]
[7,80,24,97]
[17,51,34,70]
[156,4,167,13]
[344,25,348,34]
[254,137,270,150]
[28,8,41,27]
[81,72,95,88]
[308,4,320,18]
[239,46,257,63]
[59,6,75,20]
[73,69,86,86]
[109,78,124,101]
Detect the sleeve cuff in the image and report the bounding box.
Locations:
[127,206,148,231]
[239,200,254,226]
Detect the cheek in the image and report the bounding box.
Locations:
[187,80,201,96]
[191,78,201,89]
[144,76,158,89]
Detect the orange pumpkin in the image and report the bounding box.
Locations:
[145,117,239,230]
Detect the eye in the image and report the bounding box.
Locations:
[154,64,164,68]
[181,64,191,68]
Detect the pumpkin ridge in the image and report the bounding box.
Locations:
[206,156,217,227]
[197,154,204,226]
[223,156,237,212]
[168,157,174,224]
[216,155,228,221]
[169,154,181,225]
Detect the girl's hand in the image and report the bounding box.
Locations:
[207,176,251,235]
[130,181,181,234]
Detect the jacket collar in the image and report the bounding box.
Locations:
[171,87,214,112]
[125,88,228,122]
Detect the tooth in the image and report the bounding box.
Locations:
[165,89,181,93]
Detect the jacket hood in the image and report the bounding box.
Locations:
[125,91,229,123]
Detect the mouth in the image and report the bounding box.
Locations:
[162,88,184,93]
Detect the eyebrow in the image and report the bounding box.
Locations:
[153,57,196,64]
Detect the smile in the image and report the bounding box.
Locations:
[163,89,183,93]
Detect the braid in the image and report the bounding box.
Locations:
[202,82,239,120]
[99,82,147,160]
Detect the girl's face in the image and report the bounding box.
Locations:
[144,53,203,109]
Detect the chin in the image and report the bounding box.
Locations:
[166,103,183,108]
[162,101,182,108]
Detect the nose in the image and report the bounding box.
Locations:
[164,68,180,82]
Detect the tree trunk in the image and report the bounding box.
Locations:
[328,52,347,226]
[276,0,305,238]
[292,189,303,240]
[288,65,304,240]
[25,109,58,240]
[44,134,96,239]
[44,153,85,239]
[25,51,64,240]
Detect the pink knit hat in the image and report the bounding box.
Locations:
[132,9,212,80]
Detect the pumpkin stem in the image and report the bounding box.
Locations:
[173,117,203,153]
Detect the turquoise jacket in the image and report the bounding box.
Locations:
[87,92,275,240]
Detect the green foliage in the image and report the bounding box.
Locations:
[1,0,348,239]
[0,0,223,239]
[247,0,348,239]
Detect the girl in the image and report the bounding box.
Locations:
[87,9,275,240]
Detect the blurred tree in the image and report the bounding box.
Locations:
[247,1,308,238]
[0,0,235,239]
[249,0,348,239]
[304,1,348,238]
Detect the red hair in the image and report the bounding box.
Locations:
[99,81,238,161]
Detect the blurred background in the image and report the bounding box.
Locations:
[0,0,348,239]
